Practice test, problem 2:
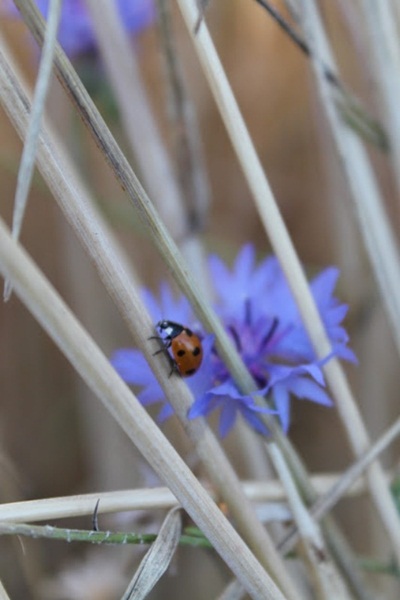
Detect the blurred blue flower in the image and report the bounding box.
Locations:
[2,0,155,57]
[111,245,356,436]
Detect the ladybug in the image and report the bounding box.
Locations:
[151,320,203,377]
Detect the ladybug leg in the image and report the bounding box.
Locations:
[168,361,180,378]
[152,346,177,376]
[152,347,166,357]
[149,335,172,355]
[149,334,178,375]
[148,334,168,343]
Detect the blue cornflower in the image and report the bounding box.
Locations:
[2,0,155,57]
[111,245,356,436]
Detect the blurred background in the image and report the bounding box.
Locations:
[0,1,399,598]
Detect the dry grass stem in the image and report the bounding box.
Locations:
[155,0,211,232]
[178,0,381,592]
[312,416,400,527]
[3,2,398,598]
[0,38,299,600]
[0,34,144,287]
[278,415,400,556]
[297,0,400,562]
[267,443,351,600]
[0,472,370,525]
[361,1,400,196]
[174,0,400,571]
[84,0,211,289]
[175,0,377,593]
[8,1,363,593]
[0,214,288,600]
[216,579,246,600]
[0,581,10,600]
[11,0,271,389]
[4,7,311,597]
[3,0,61,301]
[84,0,186,242]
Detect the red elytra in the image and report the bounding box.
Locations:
[155,320,203,377]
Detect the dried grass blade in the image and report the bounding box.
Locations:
[0,471,371,524]
[10,0,256,383]
[5,3,365,595]
[279,415,400,556]
[268,443,352,600]
[84,0,186,241]
[0,39,299,600]
[177,0,400,569]
[312,416,400,523]
[84,0,211,290]
[296,0,400,563]
[361,1,400,195]
[121,508,182,600]
[216,578,246,600]
[176,1,376,596]
[6,6,358,596]
[0,215,287,600]
[0,581,11,600]
[155,0,211,229]
[4,0,61,301]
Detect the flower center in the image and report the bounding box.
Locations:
[223,315,280,389]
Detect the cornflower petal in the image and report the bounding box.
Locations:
[240,408,270,436]
[336,345,358,363]
[209,245,277,321]
[188,393,214,419]
[143,283,195,329]
[287,377,333,406]
[157,403,174,422]
[111,349,151,385]
[138,384,164,406]
[190,380,276,437]
[209,245,256,314]
[265,363,326,389]
[328,304,348,324]
[272,385,291,433]
[311,267,340,303]
[219,403,237,437]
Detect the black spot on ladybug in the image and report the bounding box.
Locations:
[185,368,196,376]
[185,328,193,337]
[177,349,186,357]
[192,347,201,356]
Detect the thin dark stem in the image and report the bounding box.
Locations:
[253,0,341,88]
[92,498,100,531]
[155,0,210,234]
[252,0,388,150]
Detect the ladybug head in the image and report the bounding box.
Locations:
[157,320,170,331]
[156,320,185,339]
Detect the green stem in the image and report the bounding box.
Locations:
[0,522,213,549]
